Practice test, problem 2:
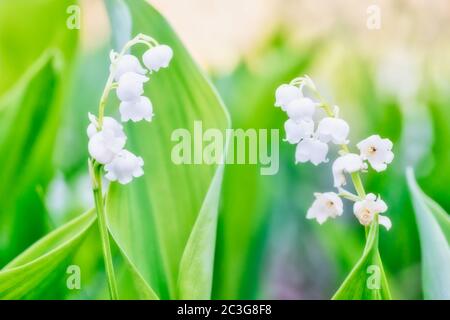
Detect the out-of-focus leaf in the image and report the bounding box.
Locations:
[105,0,230,299]
[406,167,450,299]
[0,210,96,299]
[332,220,391,300]
[0,51,64,264]
[0,0,78,94]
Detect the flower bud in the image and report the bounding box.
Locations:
[143,45,173,72]
[317,117,350,145]
[285,97,316,122]
[112,54,146,81]
[274,84,301,111]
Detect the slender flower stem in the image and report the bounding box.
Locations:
[90,160,119,300]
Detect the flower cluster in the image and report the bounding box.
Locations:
[275,76,394,230]
[88,34,173,184]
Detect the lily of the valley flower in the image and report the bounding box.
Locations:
[116,72,149,102]
[332,153,367,187]
[317,117,350,145]
[104,149,144,184]
[120,96,154,122]
[275,84,302,111]
[296,137,329,165]
[88,128,126,165]
[307,192,343,224]
[353,193,392,230]
[284,119,314,144]
[285,97,316,122]
[143,45,174,72]
[357,135,394,172]
[112,54,147,81]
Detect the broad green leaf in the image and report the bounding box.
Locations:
[406,167,450,299]
[0,51,65,264]
[0,0,78,94]
[105,0,230,299]
[0,210,96,299]
[332,219,391,300]
[0,0,79,264]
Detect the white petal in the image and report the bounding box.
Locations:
[306,192,343,224]
[120,96,154,122]
[357,135,394,172]
[143,45,173,72]
[317,117,349,144]
[104,149,144,184]
[379,215,392,230]
[116,72,149,102]
[285,98,315,122]
[284,119,314,144]
[112,54,147,81]
[332,153,366,187]
[274,84,301,110]
[296,138,328,166]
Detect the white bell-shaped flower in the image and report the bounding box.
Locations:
[120,96,154,122]
[357,135,394,172]
[112,54,147,81]
[88,128,126,165]
[285,97,316,122]
[143,45,173,72]
[87,113,125,139]
[353,193,391,230]
[274,84,302,111]
[104,149,144,184]
[332,153,367,187]
[284,119,314,144]
[295,138,329,166]
[317,117,350,145]
[307,192,343,224]
[116,72,149,102]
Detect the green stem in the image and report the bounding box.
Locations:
[90,161,119,300]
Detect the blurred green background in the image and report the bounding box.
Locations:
[1,0,449,299]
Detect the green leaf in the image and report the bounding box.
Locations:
[406,167,450,299]
[332,219,392,300]
[105,0,230,299]
[0,51,65,264]
[0,210,96,299]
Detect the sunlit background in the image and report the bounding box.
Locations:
[1,0,449,299]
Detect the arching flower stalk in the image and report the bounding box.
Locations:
[87,33,173,299]
[275,76,394,232]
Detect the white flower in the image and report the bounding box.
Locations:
[105,149,144,184]
[112,54,146,81]
[284,119,314,144]
[357,135,394,172]
[317,117,350,145]
[143,45,173,72]
[116,72,149,102]
[295,138,329,165]
[120,96,154,122]
[88,128,126,165]
[307,192,343,224]
[285,97,316,122]
[353,193,392,230]
[274,84,301,111]
[332,153,367,187]
[87,113,125,139]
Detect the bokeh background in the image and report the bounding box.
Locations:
[1,0,450,299]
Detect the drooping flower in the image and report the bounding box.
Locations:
[104,149,144,184]
[332,153,367,187]
[88,128,126,165]
[307,192,343,224]
[116,72,149,102]
[295,138,329,165]
[285,97,316,122]
[353,193,392,230]
[357,135,394,172]
[274,84,301,111]
[120,96,154,122]
[284,119,314,144]
[112,54,147,81]
[317,117,350,145]
[143,45,173,72]
[87,113,125,139]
